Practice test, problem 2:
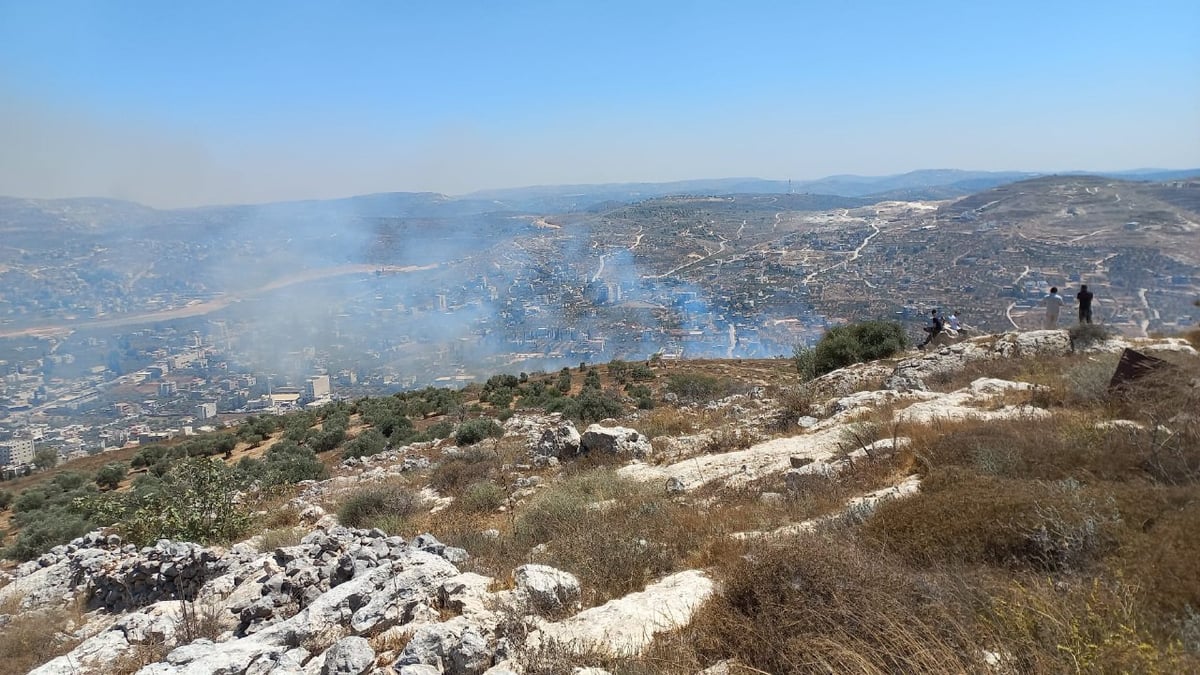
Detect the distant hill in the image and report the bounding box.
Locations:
[937,175,1200,263]
[5,168,1197,223]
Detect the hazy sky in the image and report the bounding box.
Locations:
[1,0,1198,207]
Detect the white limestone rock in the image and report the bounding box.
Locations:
[512,564,581,614]
[528,570,713,656]
[321,636,375,675]
[533,421,581,458]
[580,425,653,459]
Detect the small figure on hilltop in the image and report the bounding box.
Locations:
[919,308,944,348]
[948,311,961,331]
[1076,284,1094,324]
[1043,287,1065,329]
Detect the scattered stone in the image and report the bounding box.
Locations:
[321,636,375,675]
[580,425,653,459]
[513,564,581,613]
[533,421,581,458]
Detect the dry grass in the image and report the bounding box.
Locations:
[12,352,1195,673]
[670,534,983,674]
[636,407,699,438]
[335,481,426,531]
[699,427,755,454]
[111,641,172,675]
[258,526,305,551]
[0,600,86,673]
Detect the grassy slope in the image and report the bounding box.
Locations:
[4,346,1199,673]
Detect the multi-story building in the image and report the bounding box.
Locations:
[305,375,331,401]
[0,437,35,467]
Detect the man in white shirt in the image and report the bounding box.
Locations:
[948,312,961,331]
[1043,287,1065,328]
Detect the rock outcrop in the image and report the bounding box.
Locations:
[579,425,652,459]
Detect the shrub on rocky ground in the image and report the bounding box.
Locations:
[1068,322,1115,348]
[636,408,695,438]
[512,470,709,604]
[454,418,504,446]
[430,447,500,494]
[458,481,506,513]
[664,373,742,404]
[341,428,388,460]
[700,427,754,454]
[795,319,908,380]
[336,483,425,530]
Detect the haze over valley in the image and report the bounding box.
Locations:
[0,168,1197,457]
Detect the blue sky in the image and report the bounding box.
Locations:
[1,0,1197,206]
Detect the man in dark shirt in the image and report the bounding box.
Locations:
[919,308,943,348]
[1076,285,1094,324]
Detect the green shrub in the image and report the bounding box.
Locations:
[262,442,327,485]
[342,429,388,459]
[431,447,497,493]
[665,373,737,403]
[797,320,908,379]
[454,418,503,446]
[3,510,93,560]
[556,368,573,393]
[337,484,424,529]
[75,457,251,548]
[0,489,12,511]
[629,363,655,381]
[459,481,507,513]
[307,426,347,453]
[574,388,625,423]
[95,463,128,491]
[625,384,655,410]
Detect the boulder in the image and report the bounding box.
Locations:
[396,617,492,675]
[580,425,652,458]
[533,422,581,458]
[395,666,441,675]
[529,570,713,656]
[149,551,458,674]
[321,636,376,675]
[512,564,581,613]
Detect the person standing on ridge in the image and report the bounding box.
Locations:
[948,312,961,331]
[1076,284,1094,324]
[919,308,943,348]
[1043,287,1065,329]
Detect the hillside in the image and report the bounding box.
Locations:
[2,327,1198,674]
[938,175,1200,262]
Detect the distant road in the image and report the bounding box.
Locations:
[803,220,881,284]
[0,263,440,338]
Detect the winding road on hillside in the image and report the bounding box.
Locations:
[652,237,728,279]
[803,220,882,284]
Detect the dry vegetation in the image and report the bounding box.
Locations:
[6,344,1199,673]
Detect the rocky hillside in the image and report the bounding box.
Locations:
[2,329,1198,674]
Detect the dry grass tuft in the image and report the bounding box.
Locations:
[678,534,982,674]
[258,525,305,551]
[111,641,171,675]
[0,605,84,673]
[636,407,698,439]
